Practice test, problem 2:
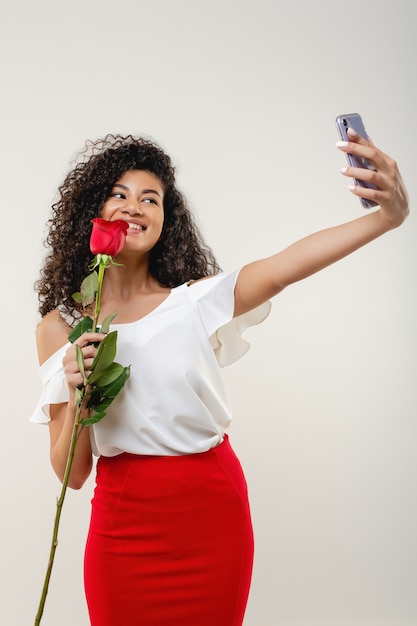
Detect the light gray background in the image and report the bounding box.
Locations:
[1,1,416,625]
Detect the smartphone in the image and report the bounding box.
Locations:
[335,113,378,209]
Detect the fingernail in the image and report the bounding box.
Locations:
[347,127,358,137]
[348,184,355,191]
[340,167,347,174]
[336,141,348,148]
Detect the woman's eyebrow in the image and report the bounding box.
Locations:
[112,183,162,197]
[142,188,162,197]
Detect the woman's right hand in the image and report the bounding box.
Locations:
[62,332,106,392]
[338,128,410,229]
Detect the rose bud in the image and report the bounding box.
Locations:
[90,218,129,257]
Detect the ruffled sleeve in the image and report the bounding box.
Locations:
[29,344,70,424]
[187,270,271,367]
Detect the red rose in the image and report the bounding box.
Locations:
[90,218,129,256]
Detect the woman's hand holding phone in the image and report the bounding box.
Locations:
[336,113,410,228]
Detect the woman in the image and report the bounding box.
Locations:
[31,130,409,626]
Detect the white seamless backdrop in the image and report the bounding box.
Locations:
[1,1,416,625]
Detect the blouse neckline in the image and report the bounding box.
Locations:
[110,286,176,327]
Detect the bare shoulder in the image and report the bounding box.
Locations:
[36,308,72,365]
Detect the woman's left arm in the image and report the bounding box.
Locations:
[234,130,410,317]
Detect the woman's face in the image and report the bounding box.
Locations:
[100,169,165,256]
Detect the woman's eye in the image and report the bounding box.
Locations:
[110,192,125,199]
[143,197,158,205]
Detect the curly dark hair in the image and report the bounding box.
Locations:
[36,134,221,318]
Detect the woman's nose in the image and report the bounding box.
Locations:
[122,200,143,215]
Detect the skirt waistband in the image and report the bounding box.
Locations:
[100,433,231,464]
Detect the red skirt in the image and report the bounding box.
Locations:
[84,435,254,626]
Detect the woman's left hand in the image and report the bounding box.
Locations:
[338,127,410,229]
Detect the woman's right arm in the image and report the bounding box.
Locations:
[36,310,105,489]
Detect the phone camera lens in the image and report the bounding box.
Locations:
[343,119,347,126]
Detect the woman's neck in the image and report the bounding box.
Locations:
[100,254,158,300]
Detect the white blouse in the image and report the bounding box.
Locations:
[30,270,271,456]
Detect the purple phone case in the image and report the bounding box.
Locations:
[336,113,378,209]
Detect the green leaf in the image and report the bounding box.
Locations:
[75,345,86,384]
[100,311,118,334]
[71,292,95,307]
[70,271,98,309]
[81,411,107,426]
[82,365,130,425]
[99,365,130,399]
[88,362,125,387]
[68,316,94,344]
[88,365,130,412]
[103,365,130,398]
[74,386,84,407]
[89,331,117,374]
[72,292,84,304]
[80,270,99,301]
